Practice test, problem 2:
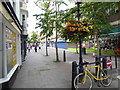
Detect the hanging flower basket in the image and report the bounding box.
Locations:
[62,20,93,40]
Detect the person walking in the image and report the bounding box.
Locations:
[34,45,37,52]
[28,45,31,52]
[39,44,41,49]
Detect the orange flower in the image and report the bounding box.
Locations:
[72,27,75,31]
[78,28,82,31]
[67,22,71,26]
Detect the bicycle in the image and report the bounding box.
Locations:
[74,61,112,90]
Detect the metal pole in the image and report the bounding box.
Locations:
[76,2,83,73]
[79,35,83,72]
[115,55,117,69]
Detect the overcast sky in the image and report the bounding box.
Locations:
[27,0,75,37]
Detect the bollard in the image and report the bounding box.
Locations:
[72,61,77,90]
[63,50,66,62]
[115,56,118,69]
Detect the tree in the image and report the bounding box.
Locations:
[30,32,38,44]
[80,2,119,57]
[34,0,68,61]
[53,0,68,61]
[27,37,31,44]
[34,1,55,56]
[62,2,119,57]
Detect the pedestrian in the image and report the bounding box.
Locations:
[27,45,31,52]
[30,45,32,49]
[34,45,37,52]
[39,44,41,49]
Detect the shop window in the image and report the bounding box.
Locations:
[6,27,17,74]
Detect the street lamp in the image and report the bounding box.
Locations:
[73,0,83,73]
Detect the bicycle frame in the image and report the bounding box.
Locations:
[83,65,109,81]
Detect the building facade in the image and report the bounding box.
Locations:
[99,5,120,51]
[0,0,28,89]
[20,0,28,61]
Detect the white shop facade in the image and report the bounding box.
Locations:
[0,2,22,89]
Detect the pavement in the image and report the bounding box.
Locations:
[11,46,120,89]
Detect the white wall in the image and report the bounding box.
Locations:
[15,0,21,21]
[21,11,28,29]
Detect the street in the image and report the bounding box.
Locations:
[11,46,119,89]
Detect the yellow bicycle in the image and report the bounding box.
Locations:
[74,61,112,90]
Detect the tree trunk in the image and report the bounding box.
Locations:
[46,36,48,56]
[96,33,101,57]
[55,2,59,61]
[76,42,78,54]
[55,27,59,61]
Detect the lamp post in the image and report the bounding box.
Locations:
[74,1,83,73]
[71,1,83,89]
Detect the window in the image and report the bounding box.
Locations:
[22,15,25,21]
[20,2,23,7]
[6,27,17,74]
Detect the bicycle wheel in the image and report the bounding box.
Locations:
[100,70,112,87]
[74,73,92,90]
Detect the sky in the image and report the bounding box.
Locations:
[27,0,75,37]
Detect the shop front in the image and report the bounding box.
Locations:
[0,2,22,88]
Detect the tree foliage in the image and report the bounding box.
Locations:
[34,0,68,60]
[34,1,55,39]
[60,2,119,42]
[30,32,38,43]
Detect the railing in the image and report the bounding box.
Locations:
[95,55,118,69]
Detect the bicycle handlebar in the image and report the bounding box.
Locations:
[78,60,103,67]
